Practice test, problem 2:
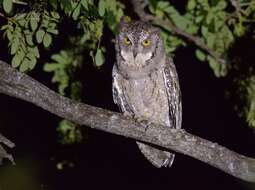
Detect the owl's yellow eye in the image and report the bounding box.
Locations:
[142,39,151,46]
[124,37,131,45]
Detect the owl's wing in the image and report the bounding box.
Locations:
[112,65,134,115]
[163,57,182,129]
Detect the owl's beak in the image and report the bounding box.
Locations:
[133,50,138,58]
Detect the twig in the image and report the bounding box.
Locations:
[230,0,243,14]
[131,0,226,65]
[13,0,28,5]
[0,133,15,165]
[0,60,255,182]
[0,12,9,20]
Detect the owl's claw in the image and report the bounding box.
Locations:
[122,113,151,131]
[134,117,152,132]
[162,158,170,167]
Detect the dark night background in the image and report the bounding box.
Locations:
[0,1,255,190]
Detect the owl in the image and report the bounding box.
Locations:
[112,18,182,168]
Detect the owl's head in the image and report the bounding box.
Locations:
[116,17,164,67]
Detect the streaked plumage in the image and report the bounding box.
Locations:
[112,18,182,167]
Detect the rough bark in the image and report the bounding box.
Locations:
[0,60,255,182]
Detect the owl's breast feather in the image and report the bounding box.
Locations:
[121,70,170,126]
[117,54,166,80]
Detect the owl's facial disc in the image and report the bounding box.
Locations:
[119,34,155,67]
[118,21,161,68]
[120,49,152,67]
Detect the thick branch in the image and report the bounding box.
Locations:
[0,60,254,182]
[131,0,226,65]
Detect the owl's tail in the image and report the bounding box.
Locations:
[136,142,175,168]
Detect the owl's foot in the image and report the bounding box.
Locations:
[134,117,152,132]
[162,153,175,167]
[122,113,152,132]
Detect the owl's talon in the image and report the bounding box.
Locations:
[134,117,151,132]
[162,158,170,167]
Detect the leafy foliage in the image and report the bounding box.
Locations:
[0,0,255,133]
[235,75,255,128]
[1,9,59,72]
[0,0,124,143]
[57,119,83,144]
[147,0,255,128]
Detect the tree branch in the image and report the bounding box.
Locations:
[0,133,15,165]
[0,60,254,182]
[131,0,226,65]
[230,0,243,14]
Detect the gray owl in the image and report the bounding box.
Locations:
[112,18,182,168]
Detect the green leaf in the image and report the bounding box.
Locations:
[11,39,19,55]
[47,28,58,35]
[201,26,208,37]
[206,34,215,48]
[207,56,227,77]
[105,10,116,31]
[43,33,52,48]
[43,63,59,72]
[28,56,37,70]
[59,80,68,95]
[216,1,227,10]
[1,24,9,31]
[25,33,34,46]
[116,8,124,22]
[36,29,45,43]
[195,15,204,23]
[51,51,68,63]
[28,47,40,58]
[61,0,72,14]
[57,120,82,144]
[206,11,213,25]
[171,14,188,30]
[11,53,23,68]
[81,0,88,9]
[48,22,57,30]
[186,24,198,34]
[157,1,170,10]
[98,0,106,17]
[19,58,30,72]
[72,4,81,20]
[187,0,196,10]
[71,81,82,101]
[95,19,103,39]
[26,50,37,69]
[195,49,206,61]
[51,11,60,19]
[6,30,13,40]
[17,18,26,27]
[30,18,38,31]
[3,0,13,13]
[95,48,104,66]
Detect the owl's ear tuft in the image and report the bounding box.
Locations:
[118,16,132,31]
[150,27,161,36]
